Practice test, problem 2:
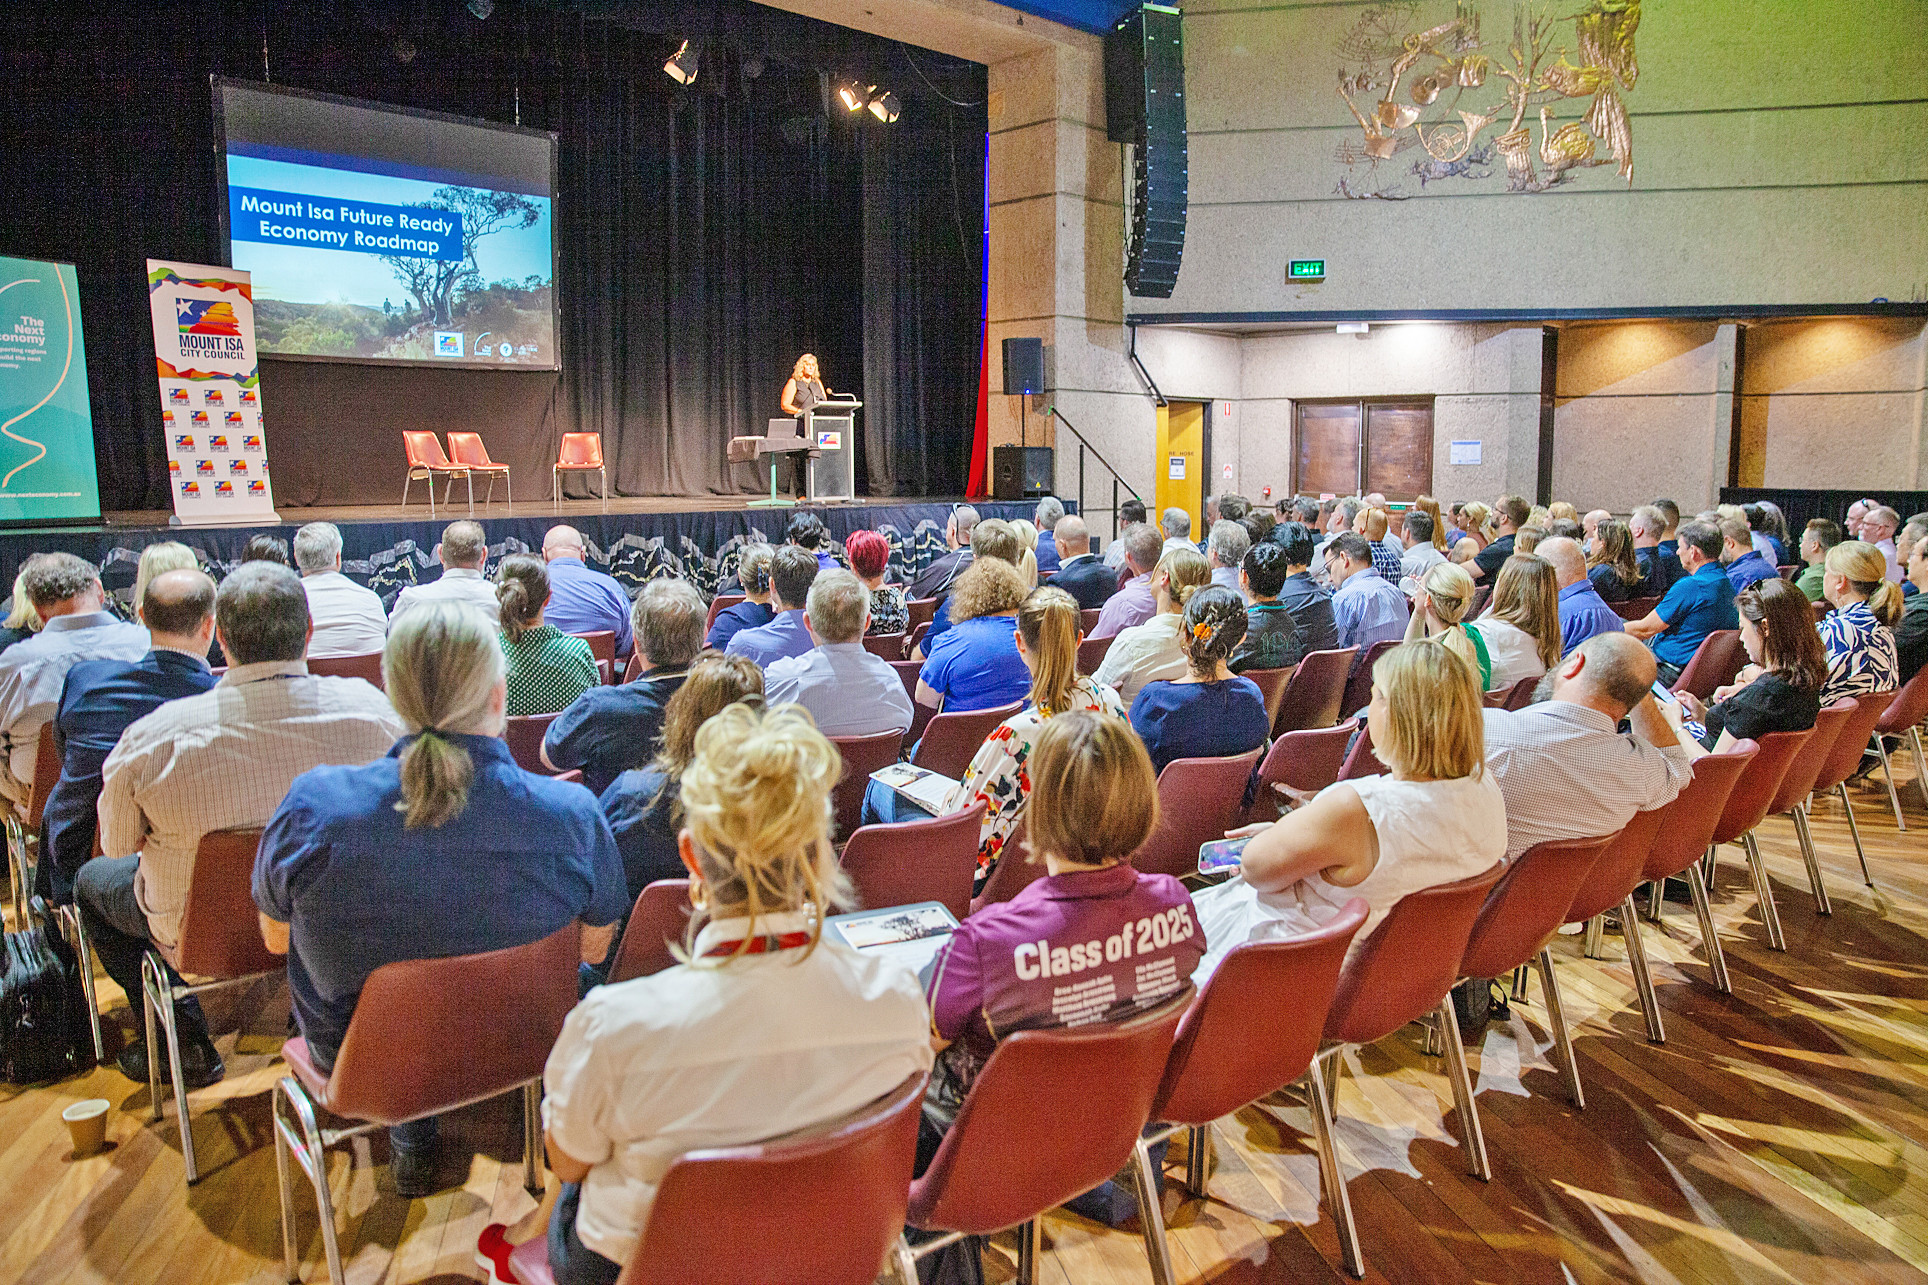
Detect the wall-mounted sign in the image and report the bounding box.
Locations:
[1449,439,1482,466]
[1168,455,1187,480]
[1289,259,1326,281]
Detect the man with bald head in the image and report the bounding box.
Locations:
[1043,514,1116,610]
[1540,536,1623,657]
[1582,509,1612,546]
[542,524,634,659]
[38,568,220,904]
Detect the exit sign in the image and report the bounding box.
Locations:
[1289,259,1325,280]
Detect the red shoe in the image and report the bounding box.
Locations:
[475,1223,522,1284]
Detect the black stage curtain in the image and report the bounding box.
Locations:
[0,1,985,511]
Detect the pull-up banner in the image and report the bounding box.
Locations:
[0,256,101,524]
[147,260,279,526]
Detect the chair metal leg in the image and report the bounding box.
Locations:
[1910,727,1928,813]
[1509,964,1529,1001]
[1015,1217,1038,1285]
[1701,844,1716,895]
[1434,997,1490,1181]
[1740,831,1787,951]
[1791,804,1832,915]
[141,953,163,1123]
[272,1087,302,1282]
[1685,860,1733,994]
[274,1077,344,1285]
[1873,734,1906,831]
[465,470,475,517]
[1536,947,1584,1108]
[1646,879,1664,922]
[522,1081,543,1196]
[1321,1047,1343,1122]
[1620,895,1666,1043]
[1131,1136,1177,1285]
[1184,1123,1210,1199]
[1582,913,1606,959]
[599,467,607,512]
[1838,781,1874,886]
[1302,1062,1365,1278]
[57,906,105,1063]
[144,952,200,1182]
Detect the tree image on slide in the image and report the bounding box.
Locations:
[378,185,539,326]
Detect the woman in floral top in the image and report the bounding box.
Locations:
[1818,540,1902,704]
[846,530,909,637]
[943,586,1123,890]
[495,554,601,716]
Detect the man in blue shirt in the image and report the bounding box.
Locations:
[1473,496,1531,583]
[541,525,635,660]
[1033,496,1065,575]
[1271,521,1340,654]
[1540,537,1623,659]
[1720,518,1778,593]
[1042,516,1115,610]
[543,579,704,794]
[1631,505,1684,596]
[38,570,218,904]
[725,546,819,667]
[765,571,913,736]
[1326,533,1410,650]
[1625,520,1737,684]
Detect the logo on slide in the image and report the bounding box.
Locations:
[202,389,224,406]
[195,460,215,476]
[248,480,267,495]
[176,299,242,337]
[168,388,190,405]
[190,410,209,426]
[214,480,234,496]
[179,481,201,497]
[239,389,257,405]
[229,459,248,474]
[208,435,229,452]
[224,411,243,426]
[174,435,195,451]
[242,435,262,451]
[434,331,464,357]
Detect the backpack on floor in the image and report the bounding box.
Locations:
[0,897,95,1083]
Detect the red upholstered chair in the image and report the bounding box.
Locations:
[4,722,62,916]
[839,801,986,921]
[1637,741,1756,1002]
[1336,721,1388,781]
[1875,668,1928,815]
[607,880,694,984]
[1272,646,1357,735]
[969,818,1042,915]
[1610,595,1660,622]
[1559,807,1670,1048]
[906,597,939,631]
[401,431,469,517]
[1076,633,1116,676]
[553,431,607,510]
[704,593,747,633]
[272,927,579,1284]
[829,730,904,842]
[445,431,511,507]
[894,993,1191,1284]
[510,1074,929,1285]
[1482,674,1539,709]
[904,620,932,659]
[1080,607,1102,634]
[503,713,561,775]
[888,657,921,700]
[1133,750,1266,879]
[1757,700,1854,914]
[1248,719,1358,824]
[1707,727,1811,951]
[1239,665,1294,731]
[572,630,616,669]
[1309,863,1506,1277]
[911,702,1020,782]
[305,651,385,689]
[862,632,905,660]
[1813,689,1902,886]
[140,827,282,1185]
[1468,583,1492,619]
[1339,639,1399,720]
[1670,629,1745,701]
[1131,902,1368,1285]
[621,651,645,683]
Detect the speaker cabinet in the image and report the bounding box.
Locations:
[1107,6,1187,299]
[992,446,1054,501]
[1002,337,1045,395]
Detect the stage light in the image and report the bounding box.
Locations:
[866,90,901,123]
[664,39,698,85]
[837,80,869,112]
[466,0,493,19]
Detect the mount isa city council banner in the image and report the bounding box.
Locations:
[0,256,101,523]
[148,259,279,526]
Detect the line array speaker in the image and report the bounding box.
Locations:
[1106,4,1186,299]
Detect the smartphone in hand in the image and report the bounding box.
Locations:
[1198,835,1253,874]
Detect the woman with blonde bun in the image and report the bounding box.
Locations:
[1818,539,1902,703]
[1094,546,1210,704]
[1404,560,1491,690]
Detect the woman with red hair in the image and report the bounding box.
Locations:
[845,529,908,636]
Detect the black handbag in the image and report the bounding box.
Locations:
[0,896,95,1083]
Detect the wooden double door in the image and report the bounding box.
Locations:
[1294,399,1434,500]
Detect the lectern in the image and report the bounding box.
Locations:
[804,398,861,502]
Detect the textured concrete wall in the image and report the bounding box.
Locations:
[1746,318,1928,490]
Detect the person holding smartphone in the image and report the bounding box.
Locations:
[1674,579,1825,752]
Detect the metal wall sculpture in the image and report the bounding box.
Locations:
[1334,0,1639,199]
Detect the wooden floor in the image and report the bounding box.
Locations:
[98,492,965,529]
[7,765,1928,1284]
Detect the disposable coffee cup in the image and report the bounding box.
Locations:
[62,1099,109,1157]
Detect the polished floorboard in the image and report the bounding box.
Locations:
[6,766,1928,1285]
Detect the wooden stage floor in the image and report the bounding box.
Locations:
[6,767,1928,1284]
[98,494,974,529]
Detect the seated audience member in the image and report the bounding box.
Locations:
[1471,495,1530,582]
[845,530,908,636]
[1721,517,1778,594]
[1586,518,1642,604]
[1130,587,1270,774]
[1103,497,1151,569]
[1032,496,1065,575]
[1760,501,1793,562]
[1207,520,1251,596]
[764,570,912,736]
[1360,508,1404,583]
[1044,515,1116,611]
[1272,521,1340,654]
[1192,641,1506,973]
[1309,498,1362,581]
[80,563,403,1088]
[1676,580,1825,750]
[497,555,600,717]
[531,703,931,1285]
[1513,525,1547,556]
[1400,509,1447,582]
[1897,515,1928,600]
[922,710,1200,1146]
[1582,509,1610,545]
[1011,519,1041,590]
[39,570,218,904]
[1231,541,1305,674]
[1861,505,1902,580]
[256,602,627,1198]
[1624,520,1738,685]
[1414,496,1451,552]
[1243,509,1277,546]
[1160,506,1194,554]
[1796,518,1842,602]
[294,522,388,659]
[0,563,42,657]
[1471,554,1562,692]
[1548,501,1579,526]
[1541,536,1624,657]
[543,579,705,794]
[919,520,1023,653]
[1091,521,1165,638]
[1453,500,1494,561]
[0,552,150,807]
[1653,498,1683,559]
[1545,519,1584,543]
[1818,540,1902,703]
[706,544,777,651]
[1403,561,1491,690]
[1327,533,1410,651]
[909,504,978,598]
[1095,547,1211,706]
[1630,505,1684,596]
[390,520,498,622]
[784,510,838,570]
[136,541,200,606]
[725,546,820,667]
[241,533,293,567]
[542,525,635,660]
[1896,536,1928,683]
[916,557,1032,713]
[1743,503,1781,566]
[600,652,764,899]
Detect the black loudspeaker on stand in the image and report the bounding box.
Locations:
[993,446,1054,500]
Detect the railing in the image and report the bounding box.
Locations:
[1042,405,1143,546]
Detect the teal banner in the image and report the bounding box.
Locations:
[0,257,99,523]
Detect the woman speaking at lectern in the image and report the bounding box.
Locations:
[778,353,827,495]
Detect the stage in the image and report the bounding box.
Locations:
[0,495,1047,613]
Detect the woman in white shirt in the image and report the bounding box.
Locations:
[1470,553,1561,693]
[1192,639,1506,975]
[1093,546,1210,705]
[494,703,933,1285]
